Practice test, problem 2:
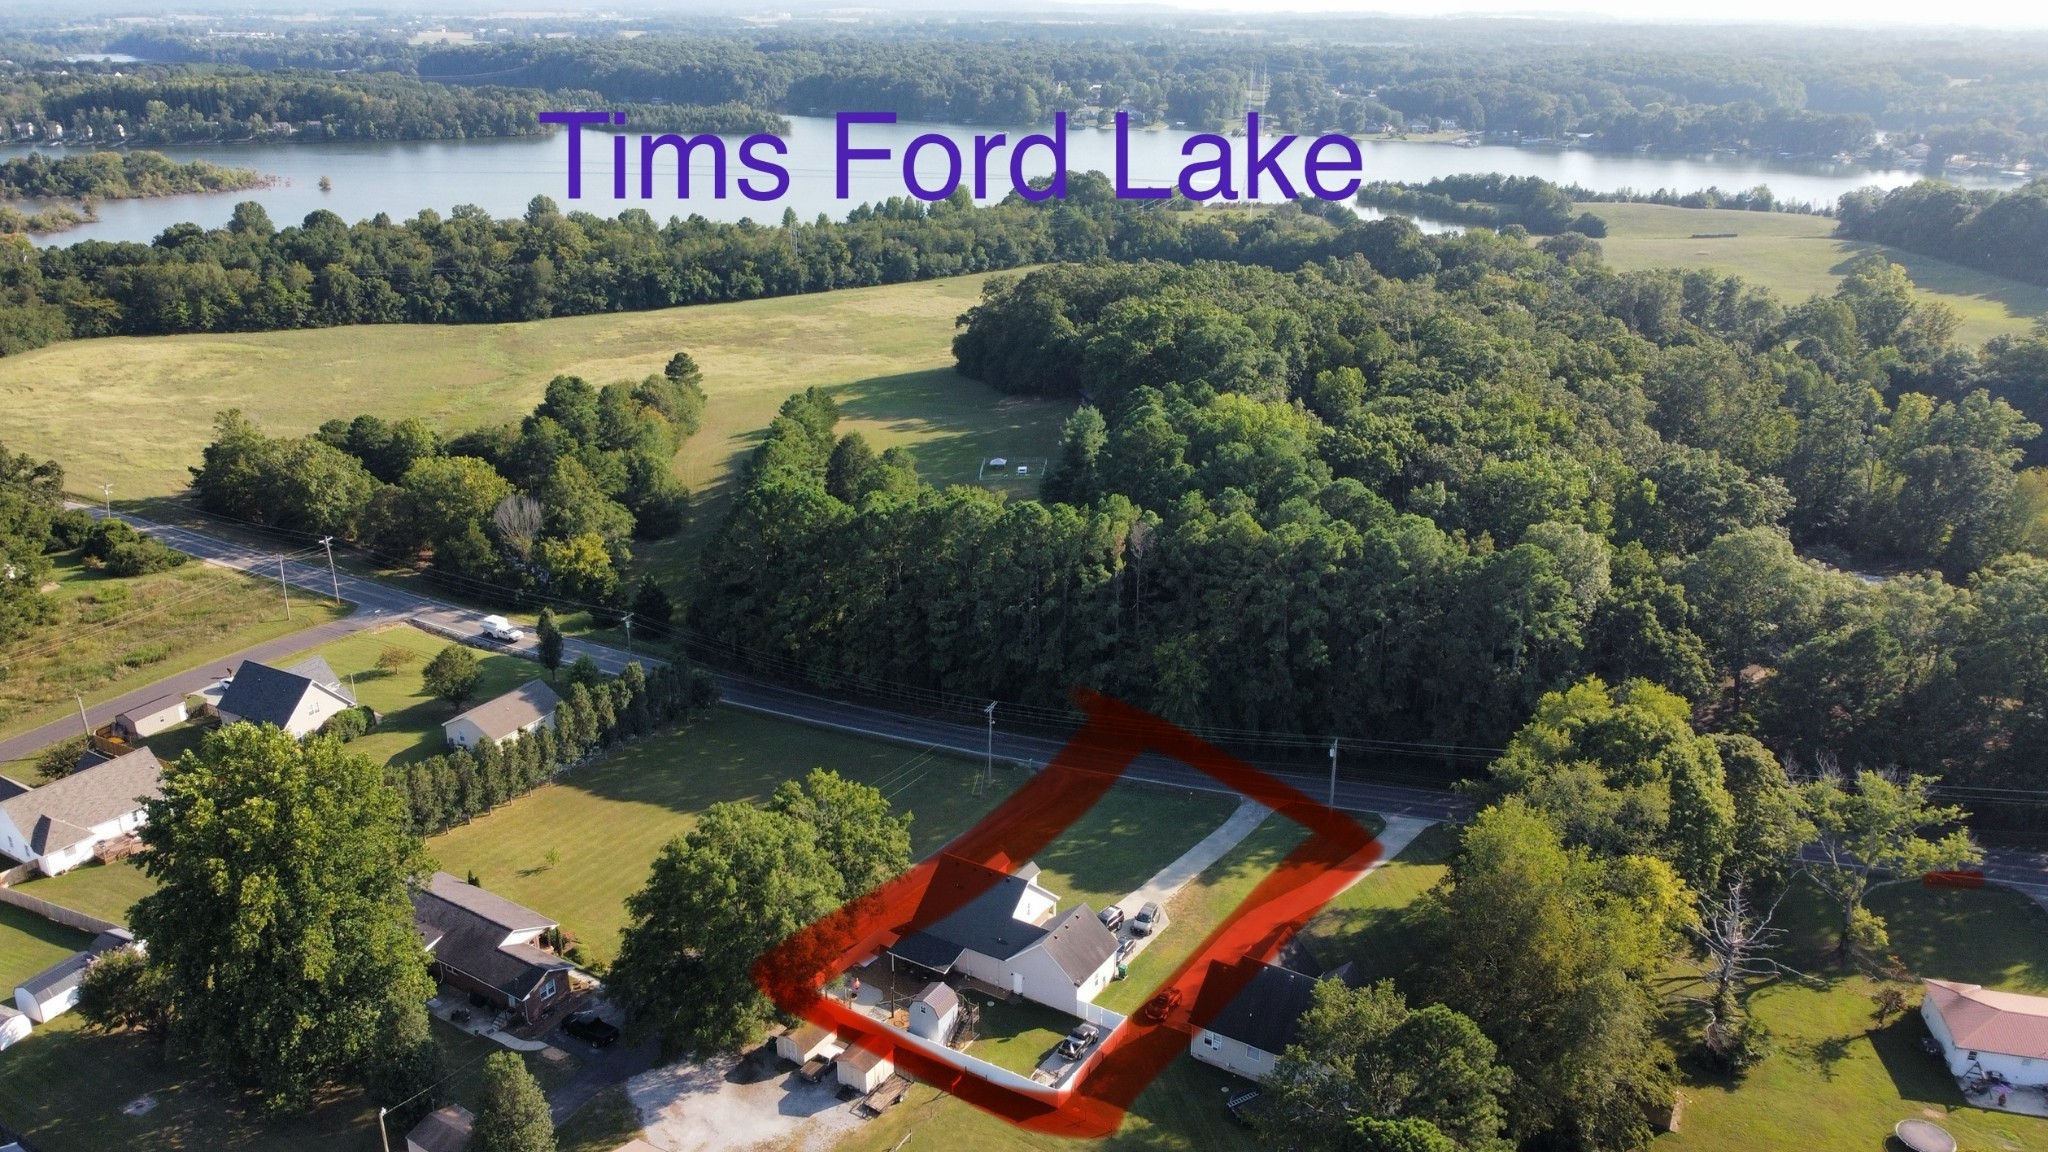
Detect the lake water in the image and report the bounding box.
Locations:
[13,113,2027,247]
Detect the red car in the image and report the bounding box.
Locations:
[1140,987,1183,1024]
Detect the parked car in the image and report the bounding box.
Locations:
[1131,901,1162,936]
[1098,905,1125,932]
[562,1011,620,1048]
[1139,987,1183,1024]
[1056,1022,1101,1060]
[480,614,524,643]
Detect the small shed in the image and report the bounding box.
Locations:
[0,1004,29,1050]
[13,929,135,1024]
[908,980,959,1042]
[836,1044,895,1093]
[111,693,189,741]
[775,1022,840,1065]
[405,1103,474,1152]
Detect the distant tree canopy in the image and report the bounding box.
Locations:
[0,150,266,202]
[1838,179,2048,288]
[0,439,61,643]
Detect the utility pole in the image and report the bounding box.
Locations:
[984,701,997,790]
[278,555,291,620]
[622,611,634,655]
[376,1107,391,1152]
[76,694,93,742]
[1327,738,1339,810]
[318,536,341,606]
[99,482,112,515]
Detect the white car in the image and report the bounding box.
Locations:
[480,615,524,643]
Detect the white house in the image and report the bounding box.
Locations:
[111,692,189,740]
[443,679,560,750]
[1923,978,2048,1085]
[883,855,1119,1016]
[0,747,162,876]
[1189,957,1328,1082]
[13,929,137,1024]
[0,1005,30,1050]
[215,657,355,739]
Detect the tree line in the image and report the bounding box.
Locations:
[698,224,2048,827]
[1837,178,2048,288]
[1355,174,1609,235]
[0,150,266,203]
[189,356,703,611]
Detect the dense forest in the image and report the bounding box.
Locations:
[692,215,2048,831]
[62,19,2048,163]
[0,150,266,201]
[1355,174,1610,235]
[1837,177,2048,287]
[0,66,785,147]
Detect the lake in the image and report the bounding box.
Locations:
[12,113,2027,247]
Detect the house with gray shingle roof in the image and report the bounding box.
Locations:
[0,747,161,876]
[215,657,355,738]
[882,855,1118,1015]
[443,679,560,750]
[412,872,574,1025]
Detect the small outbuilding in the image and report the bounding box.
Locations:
[775,1022,842,1065]
[0,1004,30,1050]
[443,679,560,750]
[836,1044,895,1093]
[13,929,137,1024]
[111,693,189,741]
[405,1103,474,1152]
[907,981,958,1042]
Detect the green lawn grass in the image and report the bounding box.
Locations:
[1587,202,2048,347]
[1029,787,1241,918]
[0,1012,569,1152]
[0,904,93,992]
[834,1048,1263,1152]
[0,552,349,752]
[13,859,156,927]
[1661,878,2048,1152]
[275,625,538,766]
[1296,821,1457,981]
[962,994,1083,1076]
[554,1083,641,1152]
[426,706,1021,966]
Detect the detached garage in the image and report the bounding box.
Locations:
[836,1044,895,1094]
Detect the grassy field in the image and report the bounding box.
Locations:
[13,859,156,927]
[1660,878,2048,1152]
[273,624,538,766]
[0,1011,571,1152]
[0,552,348,753]
[1029,788,1240,917]
[555,1084,640,1152]
[1296,821,1457,981]
[426,706,1023,966]
[1587,202,2048,347]
[0,275,1072,564]
[0,904,92,993]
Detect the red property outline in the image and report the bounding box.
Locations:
[751,689,1384,1138]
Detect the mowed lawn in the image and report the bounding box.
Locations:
[0,552,348,751]
[274,625,537,765]
[0,1011,570,1152]
[0,274,1072,531]
[1662,878,2048,1152]
[1029,788,1242,918]
[1587,201,2048,347]
[426,706,1022,966]
[0,905,92,992]
[14,859,157,927]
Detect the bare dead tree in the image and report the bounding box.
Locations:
[1688,880,1799,1068]
[493,494,543,564]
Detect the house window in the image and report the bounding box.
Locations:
[1203,1035,1221,1050]
[539,977,556,1000]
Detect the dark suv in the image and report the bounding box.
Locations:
[562,1011,621,1048]
[1098,905,1125,932]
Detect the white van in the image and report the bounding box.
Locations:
[480,615,524,643]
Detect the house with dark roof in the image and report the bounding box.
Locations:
[443,679,560,750]
[412,871,574,1025]
[13,929,137,1023]
[0,747,161,876]
[111,691,190,741]
[215,657,355,739]
[1189,956,1358,1081]
[404,1103,474,1152]
[883,855,1119,1015]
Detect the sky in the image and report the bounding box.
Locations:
[1092,0,2048,27]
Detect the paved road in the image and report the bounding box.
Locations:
[22,509,2048,899]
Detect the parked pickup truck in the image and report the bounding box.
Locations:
[562,1011,620,1048]
[480,615,525,643]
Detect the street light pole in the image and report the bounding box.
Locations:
[377,1107,391,1152]
[318,536,341,606]
[1327,738,1339,810]
[99,482,112,515]
[984,701,997,789]
[622,612,634,654]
